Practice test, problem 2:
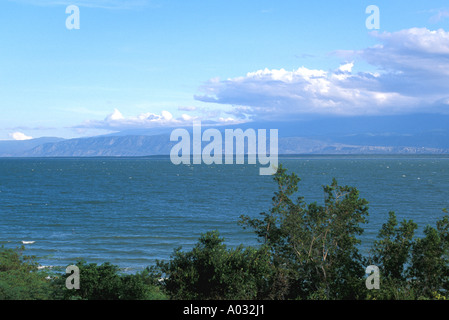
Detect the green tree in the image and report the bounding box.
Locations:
[0,246,52,300]
[409,215,449,298]
[156,230,273,300]
[239,164,369,300]
[55,260,166,300]
[370,212,417,281]
[368,212,418,299]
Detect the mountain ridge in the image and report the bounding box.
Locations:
[3,114,449,157]
[1,134,446,158]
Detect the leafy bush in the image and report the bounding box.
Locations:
[0,246,52,300]
[409,215,449,297]
[156,230,273,300]
[239,164,369,299]
[55,260,168,300]
[3,164,449,300]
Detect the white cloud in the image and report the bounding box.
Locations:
[357,28,449,76]
[195,27,449,120]
[338,62,354,73]
[347,27,449,99]
[180,114,195,121]
[80,109,180,130]
[10,132,33,140]
[76,108,242,131]
[195,64,415,118]
[375,28,449,54]
[106,108,125,121]
[161,110,173,121]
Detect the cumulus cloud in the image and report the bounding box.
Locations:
[343,28,449,101]
[10,132,33,140]
[78,109,185,130]
[195,27,449,120]
[76,108,242,131]
[195,64,415,118]
[358,28,449,75]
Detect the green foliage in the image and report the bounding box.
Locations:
[368,211,449,300]
[409,215,449,297]
[55,260,168,300]
[239,164,369,299]
[0,246,52,300]
[156,230,273,300]
[365,277,418,300]
[370,211,417,281]
[134,267,169,300]
[2,164,449,300]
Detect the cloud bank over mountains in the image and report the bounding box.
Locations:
[75,108,244,132]
[64,26,449,134]
[76,108,192,131]
[193,27,449,121]
[5,25,449,152]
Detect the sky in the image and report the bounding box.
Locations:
[1,0,449,140]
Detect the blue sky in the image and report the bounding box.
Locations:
[1,0,449,140]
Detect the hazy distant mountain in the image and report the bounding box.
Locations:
[10,134,449,157]
[21,135,176,157]
[0,137,65,157]
[278,137,447,154]
[2,114,449,157]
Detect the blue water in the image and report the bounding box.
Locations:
[1,155,449,272]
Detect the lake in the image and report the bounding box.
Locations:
[1,155,448,272]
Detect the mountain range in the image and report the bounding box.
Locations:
[2,114,449,157]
